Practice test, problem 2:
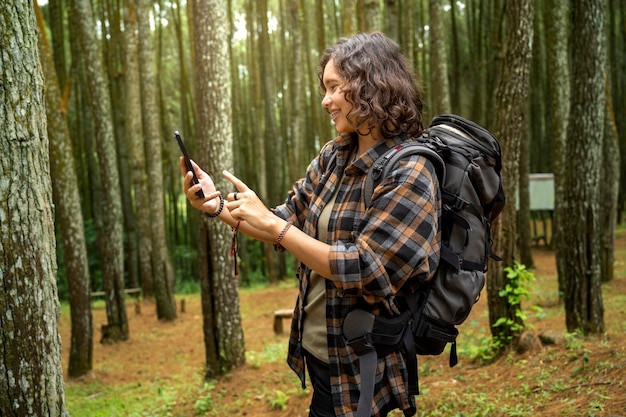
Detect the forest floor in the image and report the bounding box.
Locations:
[60,233,626,417]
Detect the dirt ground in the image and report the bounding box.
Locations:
[59,243,626,416]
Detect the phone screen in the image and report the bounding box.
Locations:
[174,131,205,199]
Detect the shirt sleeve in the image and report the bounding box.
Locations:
[329,155,441,305]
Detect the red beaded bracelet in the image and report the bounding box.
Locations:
[276,221,293,245]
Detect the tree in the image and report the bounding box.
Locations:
[71,0,128,342]
[191,0,245,378]
[428,0,451,115]
[600,78,620,283]
[257,0,282,285]
[136,0,177,320]
[0,1,68,414]
[123,0,154,295]
[358,0,381,31]
[36,2,93,378]
[559,0,606,334]
[544,0,570,298]
[487,0,534,349]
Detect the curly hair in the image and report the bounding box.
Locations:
[318,32,425,138]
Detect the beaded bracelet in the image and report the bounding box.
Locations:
[276,221,293,245]
[205,195,224,218]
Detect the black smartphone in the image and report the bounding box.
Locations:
[174,131,205,199]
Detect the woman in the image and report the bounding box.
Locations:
[182,32,441,417]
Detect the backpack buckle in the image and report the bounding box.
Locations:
[346,333,375,356]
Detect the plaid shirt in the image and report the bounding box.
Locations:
[272,132,441,417]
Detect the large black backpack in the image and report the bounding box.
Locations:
[343,114,505,417]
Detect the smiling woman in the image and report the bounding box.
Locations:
[181,32,438,417]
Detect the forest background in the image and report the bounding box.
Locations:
[1,0,625,415]
[39,0,624,323]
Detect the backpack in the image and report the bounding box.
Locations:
[343,114,505,417]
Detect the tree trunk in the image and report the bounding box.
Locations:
[48,0,68,90]
[358,0,381,31]
[192,0,245,379]
[487,0,534,348]
[559,0,605,335]
[544,0,570,300]
[449,0,462,112]
[0,1,68,414]
[124,0,153,295]
[72,0,128,342]
[36,2,93,378]
[600,78,620,283]
[100,0,138,293]
[136,0,178,320]
[428,0,451,115]
[258,0,282,285]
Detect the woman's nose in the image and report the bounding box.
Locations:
[321,93,331,108]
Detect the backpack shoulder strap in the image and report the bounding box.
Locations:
[363,140,445,209]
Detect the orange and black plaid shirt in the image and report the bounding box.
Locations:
[273,132,441,417]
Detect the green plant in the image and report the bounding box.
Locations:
[193,382,216,415]
[492,261,535,345]
[268,390,289,410]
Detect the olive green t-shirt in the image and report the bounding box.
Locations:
[301,179,342,364]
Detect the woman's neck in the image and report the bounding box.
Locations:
[356,128,381,157]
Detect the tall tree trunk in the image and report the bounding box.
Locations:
[600,77,620,283]
[343,0,357,35]
[104,0,140,292]
[0,1,68,414]
[71,0,128,342]
[560,0,605,334]
[258,0,282,285]
[36,2,93,378]
[358,0,381,31]
[124,0,153,294]
[449,0,462,112]
[191,0,245,379]
[136,0,178,320]
[487,0,534,349]
[544,0,570,300]
[48,0,68,90]
[428,0,451,115]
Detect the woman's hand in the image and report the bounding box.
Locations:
[180,157,222,214]
[223,170,280,234]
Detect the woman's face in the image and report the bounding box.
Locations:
[321,59,355,134]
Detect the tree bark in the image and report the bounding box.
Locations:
[600,77,620,283]
[358,0,381,31]
[36,2,93,378]
[136,0,178,320]
[428,0,451,115]
[71,0,128,342]
[560,0,606,334]
[192,0,245,379]
[258,0,282,284]
[487,0,534,348]
[544,0,570,300]
[124,0,153,295]
[0,1,68,414]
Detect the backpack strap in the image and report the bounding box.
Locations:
[343,308,415,416]
[363,141,445,209]
[343,310,378,417]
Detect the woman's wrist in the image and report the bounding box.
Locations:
[275,221,293,245]
[205,195,224,218]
